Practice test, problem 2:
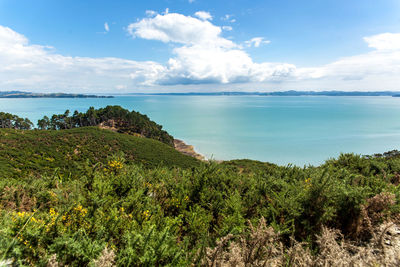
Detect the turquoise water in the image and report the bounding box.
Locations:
[1,96,400,166]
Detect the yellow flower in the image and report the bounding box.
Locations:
[108,160,123,169]
[74,205,88,216]
[49,208,57,216]
[142,210,150,220]
[304,178,312,188]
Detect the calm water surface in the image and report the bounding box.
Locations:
[1,96,400,166]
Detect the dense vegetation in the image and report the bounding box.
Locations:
[0,112,33,130]
[0,111,399,266]
[0,127,198,179]
[37,106,174,146]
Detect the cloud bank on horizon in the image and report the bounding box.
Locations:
[1,10,400,93]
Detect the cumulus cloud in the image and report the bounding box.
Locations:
[1,11,400,92]
[364,33,400,51]
[245,37,270,47]
[0,25,165,91]
[298,32,400,81]
[126,12,293,85]
[194,11,212,21]
[127,12,235,48]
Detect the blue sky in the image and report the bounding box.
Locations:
[0,0,400,93]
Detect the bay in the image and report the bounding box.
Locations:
[1,95,400,166]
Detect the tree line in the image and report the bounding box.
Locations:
[0,112,33,130]
[37,106,174,146]
[1,106,174,146]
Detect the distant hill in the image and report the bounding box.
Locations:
[121,91,400,96]
[0,127,199,178]
[0,91,113,98]
[264,90,400,96]
[122,92,267,96]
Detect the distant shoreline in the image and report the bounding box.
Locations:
[115,90,400,97]
[3,90,400,98]
[0,91,113,98]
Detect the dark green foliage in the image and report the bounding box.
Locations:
[0,127,199,179]
[1,151,399,265]
[0,112,33,130]
[37,105,174,146]
[0,111,399,265]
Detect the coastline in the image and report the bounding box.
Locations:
[174,139,206,161]
[97,123,206,161]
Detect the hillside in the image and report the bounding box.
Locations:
[0,115,399,266]
[0,91,113,98]
[0,147,399,265]
[0,127,199,179]
[37,106,175,146]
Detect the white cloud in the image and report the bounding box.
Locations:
[126,19,400,88]
[145,10,157,17]
[245,37,270,47]
[297,32,400,79]
[364,33,400,51]
[222,14,231,21]
[2,13,400,93]
[0,25,165,92]
[291,32,400,90]
[104,22,109,32]
[115,84,127,89]
[221,14,236,23]
[127,12,293,85]
[194,11,212,21]
[222,26,232,31]
[127,12,235,48]
[188,0,195,3]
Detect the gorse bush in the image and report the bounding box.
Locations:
[0,152,399,266]
[0,111,399,265]
[0,127,199,179]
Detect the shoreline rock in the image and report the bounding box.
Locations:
[174,139,205,161]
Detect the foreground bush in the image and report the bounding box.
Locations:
[0,153,399,265]
[204,219,400,266]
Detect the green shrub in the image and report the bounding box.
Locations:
[0,152,399,265]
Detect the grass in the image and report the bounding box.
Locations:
[0,127,199,179]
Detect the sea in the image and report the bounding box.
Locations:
[1,95,400,166]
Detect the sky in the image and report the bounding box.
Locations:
[0,0,400,93]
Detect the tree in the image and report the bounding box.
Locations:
[38,116,50,130]
[0,112,33,130]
